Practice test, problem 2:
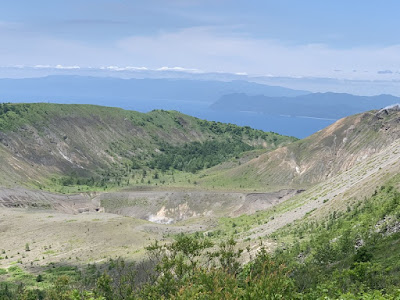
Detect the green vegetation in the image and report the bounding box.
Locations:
[23,178,400,299]
[268,184,400,298]
[0,236,296,299]
[0,103,296,191]
[2,103,400,298]
[2,184,400,299]
[148,139,253,173]
[2,229,400,299]
[0,103,37,131]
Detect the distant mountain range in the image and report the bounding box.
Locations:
[0,75,308,106]
[2,75,400,138]
[210,92,400,119]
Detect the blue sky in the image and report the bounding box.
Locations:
[1,0,400,79]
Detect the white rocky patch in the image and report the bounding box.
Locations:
[58,149,84,169]
[295,166,301,174]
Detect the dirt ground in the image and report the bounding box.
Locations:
[0,188,301,271]
[1,139,399,272]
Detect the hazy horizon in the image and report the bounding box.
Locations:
[1,1,400,95]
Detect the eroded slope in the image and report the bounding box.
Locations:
[200,107,400,190]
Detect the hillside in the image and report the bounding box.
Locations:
[211,92,400,119]
[2,152,400,299]
[1,104,400,298]
[0,103,296,189]
[200,105,400,190]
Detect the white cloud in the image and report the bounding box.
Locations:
[55,64,80,69]
[33,65,52,69]
[31,64,80,70]
[156,66,202,73]
[116,27,400,80]
[1,25,400,81]
[125,66,148,71]
[101,66,149,71]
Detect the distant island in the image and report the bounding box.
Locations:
[210,92,400,119]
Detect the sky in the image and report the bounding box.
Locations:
[1,0,400,80]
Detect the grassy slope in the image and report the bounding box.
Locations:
[206,136,400,242]
[0,103,296,190]
[266,174,400,298]
[198,109,400,191]
[1,107,400,297]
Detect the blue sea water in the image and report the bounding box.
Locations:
[12,97,335,139]
[121,99,336,139]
